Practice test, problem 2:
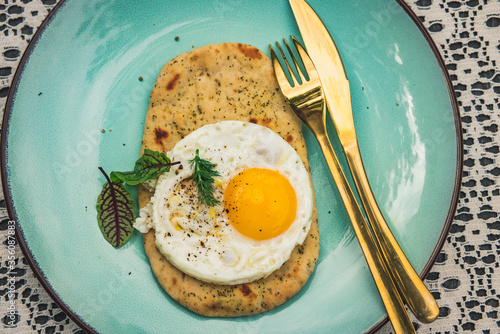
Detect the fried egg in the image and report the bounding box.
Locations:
[135,120,313,285]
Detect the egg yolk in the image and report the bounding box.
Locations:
[223,168,297,240]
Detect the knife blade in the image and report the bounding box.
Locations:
[289,0,439,326]
[289,0,354,145]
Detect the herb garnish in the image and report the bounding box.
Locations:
[112,149,180,185]
[96,150,179,247]
[189,149,221,207]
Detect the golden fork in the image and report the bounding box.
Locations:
[270,37,415,334]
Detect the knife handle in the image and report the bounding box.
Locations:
[344,143,439,323]
[312,129,415,334]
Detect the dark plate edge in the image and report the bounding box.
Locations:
[368,1,463,333]
[0,1,463,334]
[0,0,97,333]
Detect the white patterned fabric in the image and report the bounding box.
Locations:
[1,0,499,333]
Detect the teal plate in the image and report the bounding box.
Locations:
[1,0,461,333]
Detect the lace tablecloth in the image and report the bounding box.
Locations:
[1,0,499,333]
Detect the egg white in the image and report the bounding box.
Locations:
[135,121,313,285]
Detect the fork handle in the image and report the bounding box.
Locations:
[314,132,415,334]
[343,143,439,323]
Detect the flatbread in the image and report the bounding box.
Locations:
[138,43,319,317]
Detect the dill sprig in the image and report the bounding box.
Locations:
[189,149,221,207]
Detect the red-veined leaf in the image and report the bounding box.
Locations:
[96,167,136,247]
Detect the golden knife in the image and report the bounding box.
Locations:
[289,0,439,325]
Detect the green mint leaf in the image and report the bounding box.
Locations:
[96,167,136,247]
[112,149,179,185]
[189,149,221,207]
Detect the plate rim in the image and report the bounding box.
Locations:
[0,0,95,331]
[0,0,463,333]
[367,2,463,332]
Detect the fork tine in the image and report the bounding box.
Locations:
[270,45,291,91]
[274,41,299,87]
[291,35,319,82]
[283,38,306,84]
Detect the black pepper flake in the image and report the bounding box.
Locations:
[38,92,42,96]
